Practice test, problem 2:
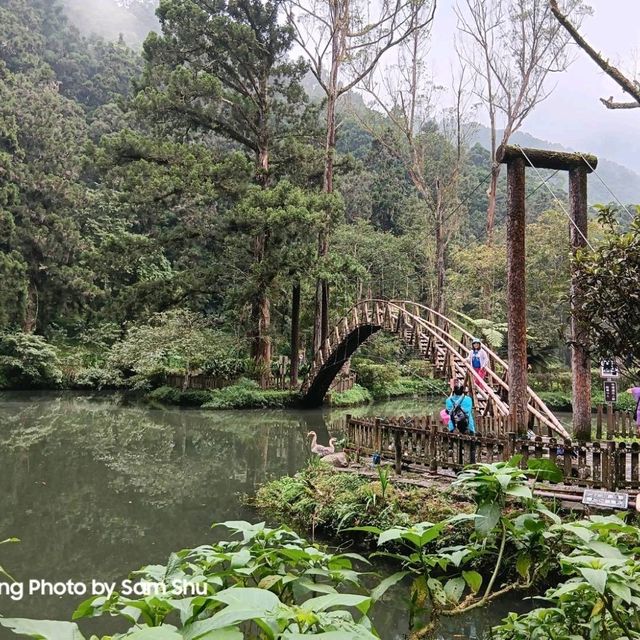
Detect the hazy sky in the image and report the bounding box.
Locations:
[429,0,640,172]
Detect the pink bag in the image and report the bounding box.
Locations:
[440,409,450,426]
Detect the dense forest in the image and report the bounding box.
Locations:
[0,0,637,394]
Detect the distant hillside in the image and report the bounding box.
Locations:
[470,126,640,206]
[62,0,159,47]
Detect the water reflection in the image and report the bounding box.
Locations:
[0,392,517,639]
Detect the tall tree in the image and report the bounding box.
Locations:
[138,0,312,376]
[455,0,588,244]
[285,0,434,355]
[357,3,468,316]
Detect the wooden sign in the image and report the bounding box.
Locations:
[582,489,628,509]
[603,380,618,404]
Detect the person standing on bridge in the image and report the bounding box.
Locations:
[468,338,490,390]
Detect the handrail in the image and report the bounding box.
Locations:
[303,299,570,439]
[392,300,567,437]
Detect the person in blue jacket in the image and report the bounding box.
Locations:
[445,381,475,434]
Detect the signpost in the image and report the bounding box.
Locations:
[600,358,619,379]
[604,379,618,403]
[600,358,619,408]
[582,489,629,509]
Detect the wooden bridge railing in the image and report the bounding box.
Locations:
[303,299,569,439]
[392,300,567,438]
[346,414,640,491]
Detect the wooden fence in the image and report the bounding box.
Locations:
[165,374,233,391]
[346,414,640,491]
[596,404,639,439]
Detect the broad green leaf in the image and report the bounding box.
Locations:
[475,502,501,537]
[377,528,406,546]
[609,581,632,604]
[370,571,408,602]
[229,548,251,568]
[212,587,279,611]
[587,541,625,559]
[443,577,466,603]
[282,631,377,640]
[125,628,182,639]
[507,454,523,467]
[0,619,85,640]
[462,570,482,593]
[516,554,531,579]
[302,593,372,615]
[181,621,243,640]
[578,568,607,594]
[527,458,563,483]
[505,484,533,499]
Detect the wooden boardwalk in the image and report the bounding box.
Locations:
[346,413,640,493]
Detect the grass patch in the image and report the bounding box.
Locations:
[254,461,472,544]
[147,385,213,407]
[203,378,298,409]
[327,383,373,407]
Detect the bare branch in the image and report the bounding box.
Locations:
[549,0,640,107]
[600,97,640,110]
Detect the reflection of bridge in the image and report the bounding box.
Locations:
[301,299,570,439]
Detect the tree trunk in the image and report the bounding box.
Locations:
[313,85,337,354]
[569,167,592,441]
[23,283,38,334]
[434,182,446,319]
[506,158,528,437]
[486,163,500,245]
[290,281,301,388]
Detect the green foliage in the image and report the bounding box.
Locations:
[254,463,471,541]
[147,386,213,407]
[0,521,392,639]
[351,360,401,400]
[0,333,63,389]
[203,379,298,410]
[357,458,565,633]
[493,514,640,640]
[574,205,640,369]
[327,383,373,407]
[108,310,245,388]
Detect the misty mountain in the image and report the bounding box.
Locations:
[471,126,640,206]
[61,0,159,47]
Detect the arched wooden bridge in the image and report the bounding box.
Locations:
[300,299,570,439]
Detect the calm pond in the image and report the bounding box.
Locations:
[0,392,531,639]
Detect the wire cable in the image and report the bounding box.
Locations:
[515,145,595,251]
[578,152,636,223]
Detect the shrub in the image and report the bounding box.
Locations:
[0,522,389,639]
[328,383,373,406]
[203,378,298,409]
[67,366,124,390]
[0,333,63,389]
[255,463,471,542]
[147,385,213,407]
[352,359,401,399]
[108,310,245,388]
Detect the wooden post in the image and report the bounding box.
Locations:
[394,430,402,475]
[569,167,592,441]
[506,158,528,436]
